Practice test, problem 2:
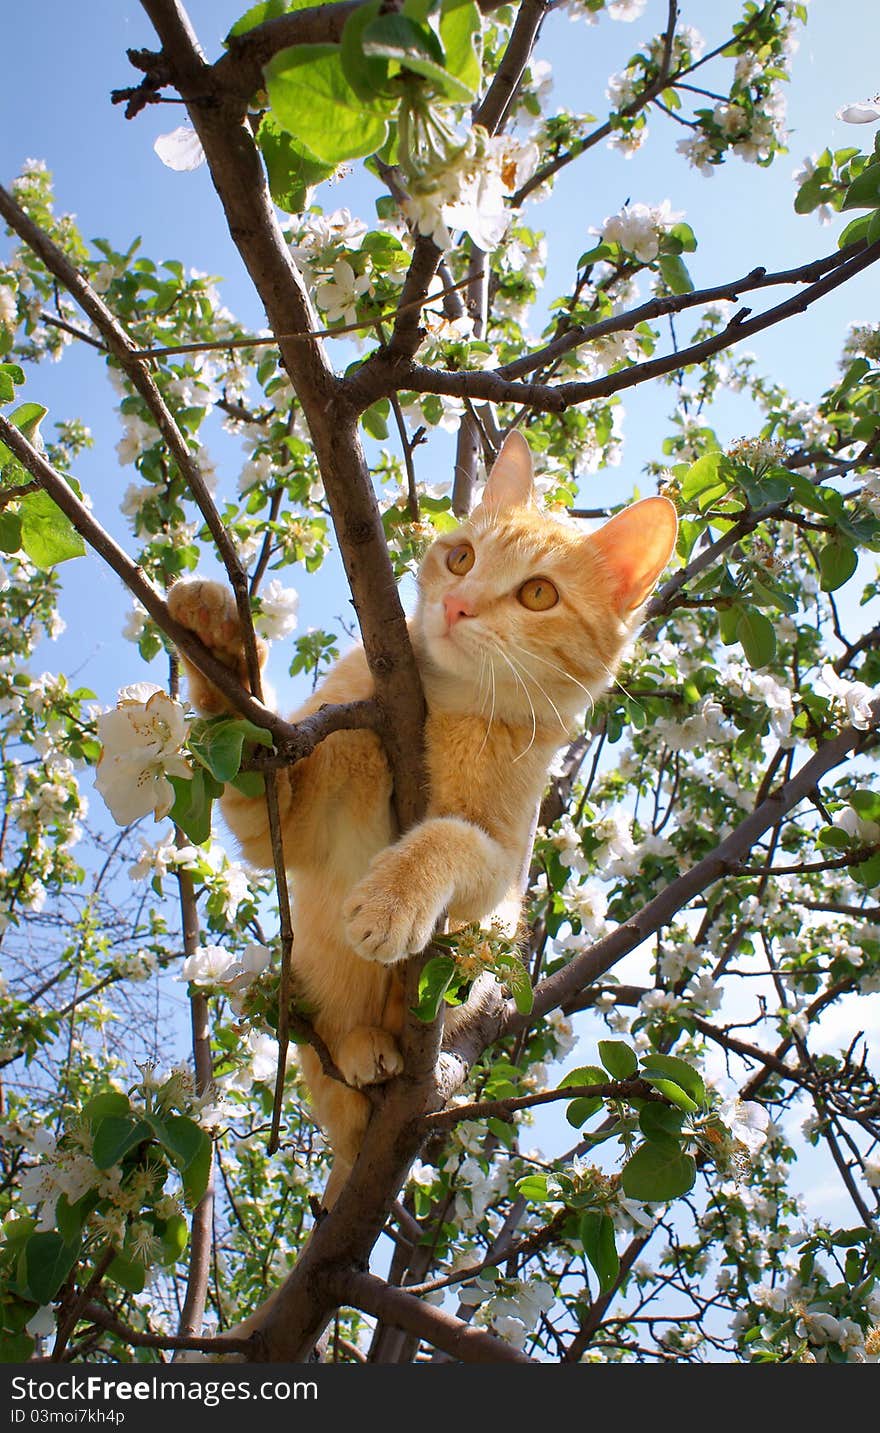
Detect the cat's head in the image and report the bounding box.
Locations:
[413,431,678,730]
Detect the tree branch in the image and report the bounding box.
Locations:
[339,1270,535,1363]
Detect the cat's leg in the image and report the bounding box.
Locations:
[299,1046,374,1208]
[343,816,515,965]
[167,578,391,871]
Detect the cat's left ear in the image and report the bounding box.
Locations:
[481,431,534,511]
[590,496,678,614]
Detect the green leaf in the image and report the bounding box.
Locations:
[852,852,880,888]
[621,1143,696,1203]
[160,1214,189,1264]
[638,1102,685,1146]
[838,213,872,249]
[340,0,391,100]
[108,1252,146,1294]
[736,606,776,669]
[559,1064,607,1090]
[362,399,390,440]
[226,0,290,41]
[18,488,85,568]
[658,253,694,294]
[438,0,482,96]
[82,1091,131,1126]
[842,162,880,210]
[230,769,266,798]
[598,1040,638,1080]
[8,401,47,445]
[188,715,273,785]
[850,789,880,821]
[819,538,858,592]
[257,112,337,213]
[579,1211,619,1294]
[0,371,14,403]
[516,1174,549,1201]
[566,1096,603,1129]
[168,766,220,846]
[0,1332,34,1361]
[91,1115,152,1170]
[494,950,534,1014]
[363,13,474,102]
[24,1232,81,1305]
[160,1116,213,1208]
[55,1193,97,1245]
[411,954,457,1021]
[264,45,391,166]
[669,221,697,252]
[679,451,730,508]
[0,509,22,553]
[638,1053,705,1104]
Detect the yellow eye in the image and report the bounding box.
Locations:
[446,542,475,576]
[518,577,558,611]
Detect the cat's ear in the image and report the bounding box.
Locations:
[590,496,678,613]
[481,431,534,511]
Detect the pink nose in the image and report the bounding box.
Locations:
[443,593,475,629]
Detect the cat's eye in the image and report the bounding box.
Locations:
[518,577,558,611]
[446,542,475,576]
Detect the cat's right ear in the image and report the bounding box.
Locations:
[480,431,534,511]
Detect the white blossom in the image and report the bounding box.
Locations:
[95,684,191,825]
[254,578,299,640]
[815,665,877,730]
[600,199,683,263]
[315,258,372,326]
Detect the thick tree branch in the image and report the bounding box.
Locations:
[339,1270,535,1363]
[139,0,428,832]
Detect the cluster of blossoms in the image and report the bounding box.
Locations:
[843,321,880,364]
[95,683,191,825]
[599,199,683,263]
[399,120,538,252]
[814,665,878,731]
[726,435,789,473]
[253,577,300,641]
[182,941,272,1011]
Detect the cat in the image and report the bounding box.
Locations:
[167,431,677,1206]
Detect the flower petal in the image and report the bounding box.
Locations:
[154,126,207,171]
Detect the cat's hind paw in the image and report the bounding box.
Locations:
[167,579,247,667]
[167,579,266,712]
[336,1026,403,1088]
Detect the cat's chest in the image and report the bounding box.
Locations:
[425,710,551,835]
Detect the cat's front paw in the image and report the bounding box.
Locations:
[343,856,446,964]
[336,1027,403,1088]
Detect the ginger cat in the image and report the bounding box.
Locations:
[167,432,677,1205]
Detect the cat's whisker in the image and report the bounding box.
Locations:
[503,645,570,737]
[594,654,641,710]
[476,648,490,719]
[489,640,537,763]
[476,653,497,760]
[505,637,596,722]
